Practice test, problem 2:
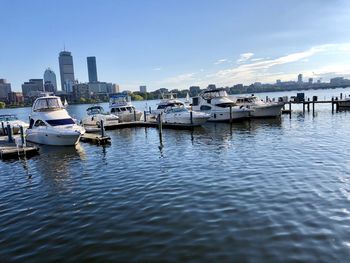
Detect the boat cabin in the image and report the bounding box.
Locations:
[32,97,64,112]
[87,106,105,115]
[0,114,19,122]
[111,106,135,113]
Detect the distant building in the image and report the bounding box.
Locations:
[59,51,75,92]
[8,92,24,105]
[21,79,44,98]
[330,77,344,85]
[87,56,98,83]
[111,84,120,93]
[73,83,90,100]
[276,79,281,85]
[88,82,109,94]
[0,79,11,100]
[308,78,313,84]
[253,82,262,87]
[44,68,57,92]
[297,74,303,83]
[139,85,147,93]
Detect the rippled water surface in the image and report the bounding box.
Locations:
[1,88,350,262]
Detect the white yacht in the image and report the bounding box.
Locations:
[82,106,119,127]
[162,105,210,125]
[232,95,284,117]
[109,93,142,122]
[0,114,28,135]
[26,96,85,146]
[192,88,251,121]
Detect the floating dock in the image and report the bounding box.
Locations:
[0,136,39,160]
[80,133,111,145]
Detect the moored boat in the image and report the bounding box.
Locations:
[109,93,142,122]
[26,95,85,146]
[82,105,119,127]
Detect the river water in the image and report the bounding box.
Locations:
[1,88,350,262]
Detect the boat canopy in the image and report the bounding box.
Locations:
[202,89,228,100]
[33,97,64,112]
[0,114,18,121]
[87,106,104,115]
[109,93,131,107]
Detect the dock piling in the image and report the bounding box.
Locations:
[190,111,193,125]
[1,122,6,135]
[7,124,13,143]
[303,102,305,114]
[143,111,147,122]
[332,98,334,113]
[312,101,315,116]
[100,120,105,137]
[229,106,233,123]
[158,113,163,137]
[307,98,310,112]
[20,126,25,147]
[289,101,292,119]
[133,109,137,121]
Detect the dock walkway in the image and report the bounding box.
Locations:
[0,136,39,160]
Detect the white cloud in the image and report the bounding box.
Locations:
[157,72,197,86]
[237,52,254,63]
[214,58,229,65]
[153,67,162,71]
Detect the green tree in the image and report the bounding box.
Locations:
[79,98,86,104]
[0,101,6,109]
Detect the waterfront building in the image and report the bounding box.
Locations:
[21,79,44,98]
[59,51,75,92]
[207,84,217,90]
[111,84,120,93]
[308,78,313,84]
[298,74,303,83]
[73,83,90,101]
[88,82,108,94]
[0,79,11,100]
[87,56,98,83]
[43,68,57,92]
[8,92,24,105]
[139,85,147,93]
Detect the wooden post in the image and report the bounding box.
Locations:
[1,121,6,135]
[332,98,334,113]
[149,106,152,114]
[289,101,292,119]
[312,101,315,116]
[7,124,13,143]
[133,109,137,122]
[229,105,233,123]
[158,113,163,137]
[20,126,25,146]
[266,96,268,102]
[143,111,147,122]
[307,98,310,112]
[190,111,193,125]
[100,120,105,137]
[341,93,343,100]
[303,102,305,114]
[336,102,339,112]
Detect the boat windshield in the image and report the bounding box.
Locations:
[165,106,187,113]
[46,118,75,126]
[33,98,64,111]
[202,90,228,100]
[87,106,104,115]
[0,115,18,122]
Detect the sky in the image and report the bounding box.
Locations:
[1,0,350,92]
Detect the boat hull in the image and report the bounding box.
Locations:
[207,109,251,122]
[26,129,82,146]
[250,104,284,117]
[116,112,143,122]
[163,113,210,125]
[337,100,350,108]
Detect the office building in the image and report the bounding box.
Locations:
[73,83,90,100]
[139,85,147,93]
[298,74,303,83]
[308,78,313,84]
[88,82,109,94]
[21,79,44,98]
[87,56,98,83]
[44,68,57,92]
[0,79,11,100]
[8,92,24,105]
[111,84,120,93]
[59,51,75,92]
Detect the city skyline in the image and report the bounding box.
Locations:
[1,0,350,92]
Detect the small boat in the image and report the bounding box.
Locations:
[0,114,29,135]
[162,105,210,125]
[109,93,142,122]
[82,105,119,127]
[192,88,252,121]
[337,98,350,108]
[26,95,85,146]
[232,95,285,117]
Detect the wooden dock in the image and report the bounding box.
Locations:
[80,133,111,145]
[0,136,39,160]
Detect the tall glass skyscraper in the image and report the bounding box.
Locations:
[87,56,98,83]
[58,51,75,92]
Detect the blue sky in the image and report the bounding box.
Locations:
[1,0,350,92]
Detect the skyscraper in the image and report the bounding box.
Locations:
[0,79,11,100]
[87,56,98,83]
[59,51,75,92]
[139,85,147,93]
[43,68,57,92]
[297,74,303,83]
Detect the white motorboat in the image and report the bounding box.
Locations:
[26,95,85,146]
[192,88,252,121]
[109,93,142,122]
[82,105,119,127]
[232,95,284,117]
[0,114,29,135]
[162,105,210,125]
